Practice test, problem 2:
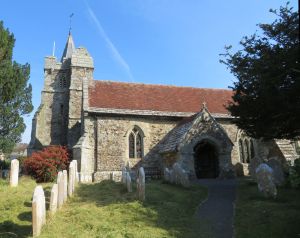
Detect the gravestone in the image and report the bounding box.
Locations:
[164,168,171,182]
[126,172,132,192]
[122,167,127,184]
[68,162,74,196]
[63,170,68,201]
[137,167,145,201]
[72,160,78,184]
[266,158,285,186]
[71,160,79,184]
[256,163,277,198]
[49,184,58,214]
[10,159,19,187]
[173,163,190,187]
[32,185,46,237]
[57,171,64,208]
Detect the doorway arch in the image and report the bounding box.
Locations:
[194,141,219,178]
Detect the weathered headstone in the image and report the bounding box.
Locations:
[63,170,68,201]
[126,172,132,192]
[68,162,74,197]
[137,167,145,201]
[57,171,64,208]
[72,160,79,184]
[9,159,19,187]
[164,167,171,182]
[256,163,277,198]
[122,167,127,185]
[249,156,264,179]
[32,185,46,237]
[266,157,285,186]
[49,184,58,214]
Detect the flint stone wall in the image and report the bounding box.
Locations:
[92,116,177,182]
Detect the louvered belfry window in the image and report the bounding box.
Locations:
[128,127,144,158]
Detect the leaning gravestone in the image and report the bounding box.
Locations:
[126,172,132,192]
[32,185,46,237]
[10,159,19,187]
[49,184,58,214]
[256,163,277,198]
[172,163,190,187]
[57,171,64,208]
[63,170,68,201]
[137,167,145,201]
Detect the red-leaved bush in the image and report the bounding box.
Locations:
[23,146,70,182]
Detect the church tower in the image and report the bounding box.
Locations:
[28,33,94,153]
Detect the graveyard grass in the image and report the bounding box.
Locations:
[40,180,209,238]
[0,176,52,238]
[234,178,300,238]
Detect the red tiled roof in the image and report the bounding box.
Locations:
[89,81,233,114]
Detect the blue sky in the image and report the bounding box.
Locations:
[0,0,297,143]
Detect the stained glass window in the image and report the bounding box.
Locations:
[128,127,144,159]
[245,140,250,163]
[136,133,142,158]
[250,140,255,159]
[239,139,245,163]
[129,133,135,158]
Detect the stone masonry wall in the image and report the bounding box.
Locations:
[93,116,177,181]
[218,120,240,164]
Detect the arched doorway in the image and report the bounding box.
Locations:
[194,141,219,178]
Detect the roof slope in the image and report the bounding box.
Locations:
[89,81,233,114]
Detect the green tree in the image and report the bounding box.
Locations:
[220,3,300,140]
[0,21,33,153]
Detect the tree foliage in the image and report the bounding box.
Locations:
[0,21,33,153]
[220,3,300,140]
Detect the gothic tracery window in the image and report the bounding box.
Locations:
[128,127,144,158]
[250,139,255,159]
[239,137,255,164]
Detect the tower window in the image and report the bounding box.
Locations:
[128,127,144,158]
[59,75,67,88]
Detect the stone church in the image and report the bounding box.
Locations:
[28,33,299,182]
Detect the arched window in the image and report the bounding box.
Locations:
[239,139,245,163]
[128,127,144,158]
[250,139,255,159]
[245,140,250,163]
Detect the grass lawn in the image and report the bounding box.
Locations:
[235,177,300,238]
[39,180,208,238]
[0,176,52,238]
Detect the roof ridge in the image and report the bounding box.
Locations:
[91,79,232,91]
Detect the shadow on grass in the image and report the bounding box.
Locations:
[0,221,31,238]
[17,212,32,222]
[72,180,209,238]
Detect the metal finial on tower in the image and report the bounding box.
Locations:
[69,13,74,33]
[202,102,207,110]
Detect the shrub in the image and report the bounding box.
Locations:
[288,159,300,189]
[23,146,70,182]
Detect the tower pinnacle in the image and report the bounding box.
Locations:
[61,31,75,62]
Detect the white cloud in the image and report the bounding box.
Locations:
[85,3,134,81]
